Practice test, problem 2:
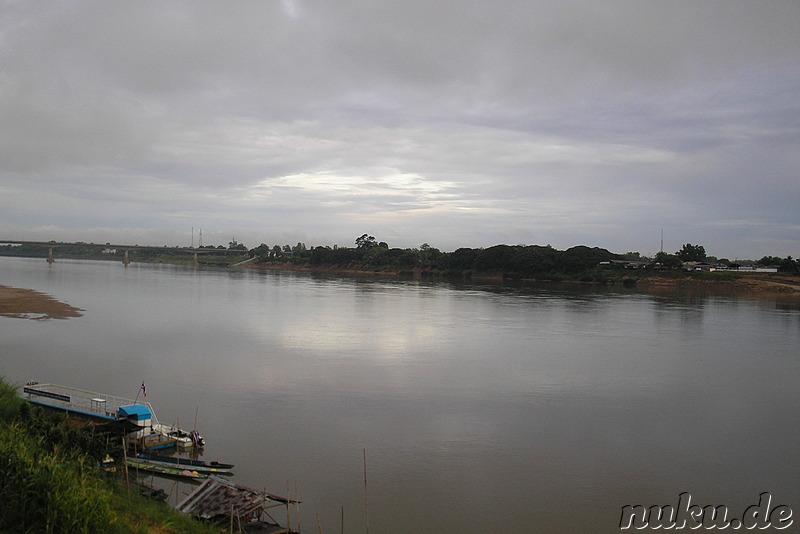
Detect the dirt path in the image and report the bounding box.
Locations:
[0,285,83,320]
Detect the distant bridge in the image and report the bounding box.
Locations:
[0,240,248,266]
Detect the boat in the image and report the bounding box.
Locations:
[126,458,208,481]
[137,430,179,451]
[154,422,205,448]
[21,382,201,450]
[135,452,234,474]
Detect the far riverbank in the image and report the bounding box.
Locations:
[2,257,798,324]
[244,261,800,296]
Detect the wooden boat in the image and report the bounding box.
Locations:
[135,452,234,474]
[126,458,208,481]
[137,430,178,451]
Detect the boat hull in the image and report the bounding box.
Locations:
[126,458,208,480]
[21,382,204,449]
[135,452,234,473]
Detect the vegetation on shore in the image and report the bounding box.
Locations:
[248,238,800,287]
[253,240,625,282]
[3,237,798,289]
[0,378,220,534]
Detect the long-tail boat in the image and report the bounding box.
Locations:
[135,452,234,474]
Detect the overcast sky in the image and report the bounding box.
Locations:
[2,1,798,259]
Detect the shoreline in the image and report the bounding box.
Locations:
[635,274,800,296]
[1,262,797,322]
[243,262,800,296]
[0,285,83,320]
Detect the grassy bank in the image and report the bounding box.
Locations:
[0,378,220,534]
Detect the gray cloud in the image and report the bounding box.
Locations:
[1,0,799,258]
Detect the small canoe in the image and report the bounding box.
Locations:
[126,458,208,480]
[135,452,234,473]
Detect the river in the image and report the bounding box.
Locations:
[1,256,799,532]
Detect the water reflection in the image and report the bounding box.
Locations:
[1,257,799,533]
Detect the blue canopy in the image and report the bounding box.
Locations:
[118,404,152,422]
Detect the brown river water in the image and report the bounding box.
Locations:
[1,257,799,532]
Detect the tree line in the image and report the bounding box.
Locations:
[247,237,800,278]
[2,238,797,275]
[251,236,624,281]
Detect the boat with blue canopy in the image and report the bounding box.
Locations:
[21,382,204,450]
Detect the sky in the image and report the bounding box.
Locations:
[1,1,798,259]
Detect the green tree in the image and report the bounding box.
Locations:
[758,256,783,266]
[557,245,618,274]
[444,248,480,271]
[356,234,378,249]
[418,243,442,267]
[654,251,683,269]
[677,243,706,262]
[251,243,272,260]
[779,256,799,274]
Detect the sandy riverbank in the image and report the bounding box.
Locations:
[635,274,800,295]
[0,285,83,320]
[247,262,800,295]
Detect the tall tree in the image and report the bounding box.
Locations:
[779,256,799,274]
[355,234,378,249]
[677,243,706,262]
[654,251,683,269]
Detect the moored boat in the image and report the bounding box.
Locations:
[154,422,206,448]
[126,458,208,481]
[135,452,234,474]
[137,430,178,451]
[21,382,202,450]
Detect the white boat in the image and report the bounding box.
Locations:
[21,382,203,450]
[154,422,205,448]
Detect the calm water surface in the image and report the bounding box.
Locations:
[2,257,799,532]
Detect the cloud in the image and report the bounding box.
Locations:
[1,0,799,257]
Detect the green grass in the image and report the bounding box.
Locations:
[0,378,221,534]
[106,481,221,534]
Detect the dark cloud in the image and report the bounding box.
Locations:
[1,0,799,257]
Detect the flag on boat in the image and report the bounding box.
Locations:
[140,382,147,397]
